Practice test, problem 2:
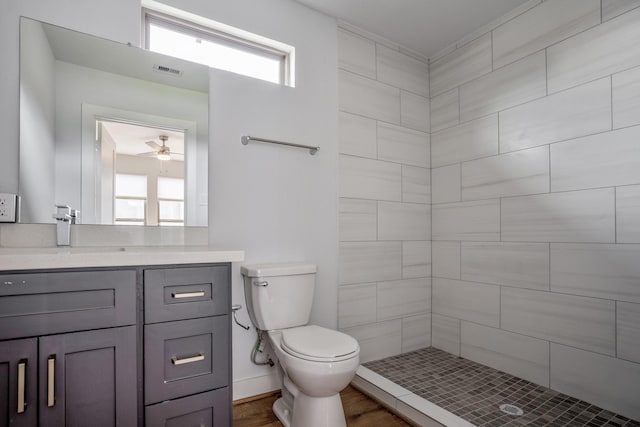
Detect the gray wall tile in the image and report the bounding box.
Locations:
[618,301,640,363]
[430,88,459,132]
[403,241,431,279]
[431,114,499,168]
[339,155,402,201]
[339,198,377,242]
[338,283,377,328]
[613,65,640,129]
[501,189,616,243]
[432,278,500,327]
[551,243,640,304]
[551,126,640,192]
[339,241,402,284]
[401,91,430,132]
[378,201,430,241]
[603,0,640,21]
[460,51,546,122]
[461,322,550,387]
[402,165,431,204]
[547,7,640,93]
[432,164,461,204]
[502,287,616,355]
[461,146,549,200]
[432,241,461,280]
[338,29,376,78]
[377,122,430,168]
[461,242,550,291]
[376,44,429,97]
[377,278,431,321]
[433,199,500,241]
[342,320,402,363]
[492,0,600,69]
[402,314,431,352]
[430,33,492,97]
[339,112,377,158]
[499,77,612,153]
[432,314,461,356]
[617,185,640,243]
[550,343,640,420]
[339,69,401,123]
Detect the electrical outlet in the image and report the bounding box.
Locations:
[0,193,17,223]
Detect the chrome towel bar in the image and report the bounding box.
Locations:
[241,135,319,155]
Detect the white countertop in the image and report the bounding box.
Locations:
[0,246,245,271]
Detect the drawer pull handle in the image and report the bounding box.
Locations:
[171,353,205,365]
[47,355,55,407]
[17,359,26,414]
[171,291,205,299]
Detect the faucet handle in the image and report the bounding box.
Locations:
[52,205,72,222]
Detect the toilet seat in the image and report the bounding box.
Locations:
[281,325,359,363]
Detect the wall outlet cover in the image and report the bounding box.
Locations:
[0,193,18,223]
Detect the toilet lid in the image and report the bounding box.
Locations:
[281,325,359,362]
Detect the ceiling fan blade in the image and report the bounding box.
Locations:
[145,141,162,150]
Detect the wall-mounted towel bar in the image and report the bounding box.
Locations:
[241,135,319,155]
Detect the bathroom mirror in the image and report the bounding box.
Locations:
[19,17,209,226]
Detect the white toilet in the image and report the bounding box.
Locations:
[241,263,360,427]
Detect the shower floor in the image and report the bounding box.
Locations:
[362,347,640,427]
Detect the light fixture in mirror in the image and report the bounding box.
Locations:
[19,17,209,226]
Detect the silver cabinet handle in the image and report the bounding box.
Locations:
[171,291,205,299]
[253,281,269,287]
[171,353,205,365]
[47,355,55,407]
[17,359,26,414]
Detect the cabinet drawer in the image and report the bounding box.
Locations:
[0,270,136,340]
[144,265,229,324]
[145,388,230,427]
[144,316,229,405]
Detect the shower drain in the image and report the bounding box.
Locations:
[499,404,524,416]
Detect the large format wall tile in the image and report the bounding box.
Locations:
[339,155,401,201]
[377,122,430,168]
[499,77,612,152]
[339,241,402,284]
[551,243,640,304]
[432,164,461,204]
[339,198,377,242]
[502,287,616,355]
[342,320,402,363]
[617,185,640,243]
[551,126,640,192]
[338,29,376,78]
[403,241,431,279]
[461,242,549,291]
[461,322,550,387]
[430,88,459,132]
[547,7,640,93]
[460,51,546,122]
[501,189,616,243]
[550,344,640,420]
[431,314,460,356]
[431,115,498,168]
[618,302,640,363]
[338,283,377,328]
[603,0,640,21]
[377,278,431,321]
[461,146,549,200]
[432,278,500,327]
[432,199,500,241]
[339,70,401,123]
[402,314,431,353]
[376,44,429,97]
[402,166,430,204]
[378,201,430,241]
[613,66,640,129]
[401,91,430,132]
[339,112,377,158]
[432,241,461,280]
[492,0,600,69]
[430,33,492,97]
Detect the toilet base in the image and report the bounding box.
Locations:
[273,392,347,427]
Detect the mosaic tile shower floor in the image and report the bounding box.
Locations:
[364,348,640,427]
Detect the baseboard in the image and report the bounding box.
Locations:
[233,371,280,401]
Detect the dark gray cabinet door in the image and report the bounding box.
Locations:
[145,388,230,427]
[0,339,37,427]
[38,326,137,427]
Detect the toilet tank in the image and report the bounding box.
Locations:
[241,263,316,331]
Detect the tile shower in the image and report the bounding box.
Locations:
[338,0,640,423]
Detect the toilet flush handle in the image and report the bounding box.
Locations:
[231,304,251,330]
[253,280,269,287]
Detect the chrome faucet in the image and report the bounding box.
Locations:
[52,205,79,246]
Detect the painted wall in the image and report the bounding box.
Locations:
[336,27,431,363]
[428,0,640,419]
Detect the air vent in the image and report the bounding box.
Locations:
[153,64,182,77]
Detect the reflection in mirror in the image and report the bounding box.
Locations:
[19,17,209,226]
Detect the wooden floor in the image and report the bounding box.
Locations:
[233,385,413,427]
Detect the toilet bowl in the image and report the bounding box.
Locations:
[241,263,360,427]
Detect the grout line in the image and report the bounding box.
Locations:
[614,187,617,243]
[614,301,618,357]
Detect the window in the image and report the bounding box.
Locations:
[157,177,184,226]
[144,11,292,85]
[114,174,147,225]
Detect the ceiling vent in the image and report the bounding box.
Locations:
[153,64,182,77]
